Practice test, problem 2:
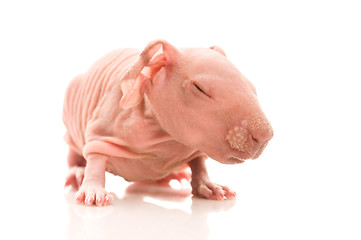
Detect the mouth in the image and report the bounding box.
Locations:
[227,147,253,161]
[227,142,268,163]
[227,156,246,164]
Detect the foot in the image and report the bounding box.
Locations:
[75,183,113,206]
[189,157,236,200]
[191,179,236,200]
[65,166,85,189]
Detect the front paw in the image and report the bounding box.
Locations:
[75,184,113,206]
[192,180,236,200]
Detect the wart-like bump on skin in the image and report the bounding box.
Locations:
[226,126,249,152]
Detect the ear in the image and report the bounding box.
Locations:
[119,40,180,109]
[209,46,226,57]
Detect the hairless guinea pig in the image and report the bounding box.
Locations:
[63,40,273,206]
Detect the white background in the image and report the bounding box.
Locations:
[1,0,360,239]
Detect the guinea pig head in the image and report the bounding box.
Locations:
[119,40,273,164]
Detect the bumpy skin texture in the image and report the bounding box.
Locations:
[63,40,273,206]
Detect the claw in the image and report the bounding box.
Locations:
[75,184,112,206]
[194,181,236,200]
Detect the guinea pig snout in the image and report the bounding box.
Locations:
[226,115,273,159]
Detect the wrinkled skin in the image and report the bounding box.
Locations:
[63,40,273,206]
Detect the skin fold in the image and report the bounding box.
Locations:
[63,40,273,206]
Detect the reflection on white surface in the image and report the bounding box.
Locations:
[64,183,236,240]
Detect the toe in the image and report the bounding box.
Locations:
[104,194,113,206]
[95,193,105,207]
[211,185,226,200]
[197,185,214,199]
[222,185,237,199]
[75,190,85,204]
[85,193,95,206]
[194,182,236,200]
[74,184,111,206]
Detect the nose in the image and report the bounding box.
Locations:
[226,115,273,159]
[248,113,273,143]
[250,127,273,146]
[247,114,273,159]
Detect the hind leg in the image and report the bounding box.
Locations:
[126,167,192,197]
[65,148,86,189]
[134,165,191,186]
[155,167,192,185]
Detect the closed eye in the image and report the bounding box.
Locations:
[193,83,211,98]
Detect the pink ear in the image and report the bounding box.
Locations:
[119,40,179,109]
[209,46,226,57]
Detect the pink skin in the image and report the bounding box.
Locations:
[63,40,273,206]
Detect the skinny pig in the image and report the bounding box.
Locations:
[63,40,273,206]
